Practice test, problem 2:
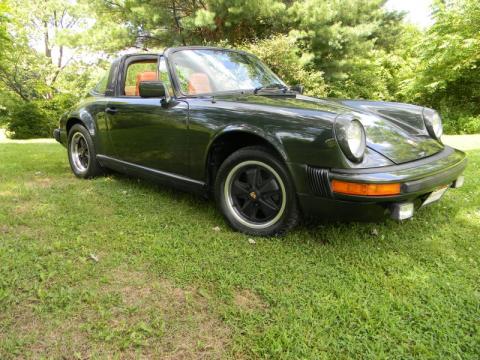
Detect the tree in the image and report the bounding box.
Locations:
[83,0,407,100]
[288,0,405,98]
[0,0,9,50]
[1,0,478,137]
[83,0,290,52]
[401,0,480,133]
[0,0,106,138]
[0,0,12,124]
[10,0,98,91]
[241,35,327,97]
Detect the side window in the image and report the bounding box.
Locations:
[159,57,174,97]
[124,60,158,96]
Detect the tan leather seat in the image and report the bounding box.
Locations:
[135,71,158,96]
[188,73,212,94]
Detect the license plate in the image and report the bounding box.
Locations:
[422,185,449,206]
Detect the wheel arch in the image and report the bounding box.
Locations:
[65,110,96,137]
[205,127,288,190]
[66,117,84,135]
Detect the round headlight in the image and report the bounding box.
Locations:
[334,115,366,163]
[347,120,365,158]
[423,108,443,140]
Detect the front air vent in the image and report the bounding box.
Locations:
[306,167,332,197]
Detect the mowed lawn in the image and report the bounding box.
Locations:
[0,143,479,359]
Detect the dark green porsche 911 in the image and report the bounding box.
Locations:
[54,46,467,236]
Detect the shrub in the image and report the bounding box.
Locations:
[443,114,480,135]
[40,93,77,125]
[5,101,52,139]
[0,104,7,125]
[5,93,77,139]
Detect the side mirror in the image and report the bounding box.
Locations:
[291,84,304,94]
[139,81,166,98]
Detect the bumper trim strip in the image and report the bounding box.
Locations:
[402,160,467,193]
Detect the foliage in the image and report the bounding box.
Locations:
[5,101,52,139]
[3,91,78,139]
[83,0,290,50]
[240,35,327,97]
[0,0,106,138]
[443,113,480,135]
[400,0,480,133]
[0,142,479,357]
[0,0,479,136]
[0,39,52,102]
[0,0,9,48]
[288,0,405,98]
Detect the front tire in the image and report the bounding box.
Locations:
[215,146,300,236]
[67,124,103,178]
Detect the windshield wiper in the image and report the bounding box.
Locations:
[253,83,289,94]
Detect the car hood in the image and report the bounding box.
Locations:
[216,93,444,164]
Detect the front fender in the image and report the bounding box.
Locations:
[339,100,428,136]
[209,124,289,161]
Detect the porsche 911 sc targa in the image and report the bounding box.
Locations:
[54,46,467,236]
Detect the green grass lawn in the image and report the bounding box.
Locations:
[0,143,479,359]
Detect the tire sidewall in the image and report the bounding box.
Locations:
[215,147,298,236]
[67,124,98,178]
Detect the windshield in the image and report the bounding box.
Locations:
[169,49,285,95]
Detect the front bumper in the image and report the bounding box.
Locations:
[293,146,467,221]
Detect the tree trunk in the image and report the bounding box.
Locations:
[43,21,51,59]
[172,0,186,46]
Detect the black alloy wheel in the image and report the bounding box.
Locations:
[215,146,300,236]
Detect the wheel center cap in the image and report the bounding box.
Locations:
[249,191,257,200]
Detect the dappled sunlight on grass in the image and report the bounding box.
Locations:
[1,143,479,358]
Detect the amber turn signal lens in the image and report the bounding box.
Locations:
[331,180,401,196]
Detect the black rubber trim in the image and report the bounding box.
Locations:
[53,128,61,143]
[96,154,205,186]
[402,159,467,193]
[306,167,332,197]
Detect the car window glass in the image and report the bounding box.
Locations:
[175,64,196,94]
[170,49,284,95]
[93,72,108,95]
[124,60,158,96]
[159,57,174,97]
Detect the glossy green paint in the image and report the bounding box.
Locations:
[105,97,190,175]
[56,47,467,220]
[59,48,447,183]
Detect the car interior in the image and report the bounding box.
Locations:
[124,60,213,96]
[187,73,212,94]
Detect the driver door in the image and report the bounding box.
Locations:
[106,55,189,176]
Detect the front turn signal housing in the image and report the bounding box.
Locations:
[331,180,401,196]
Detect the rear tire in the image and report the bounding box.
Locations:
[67,124,103,178]
[215,146,300,236]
